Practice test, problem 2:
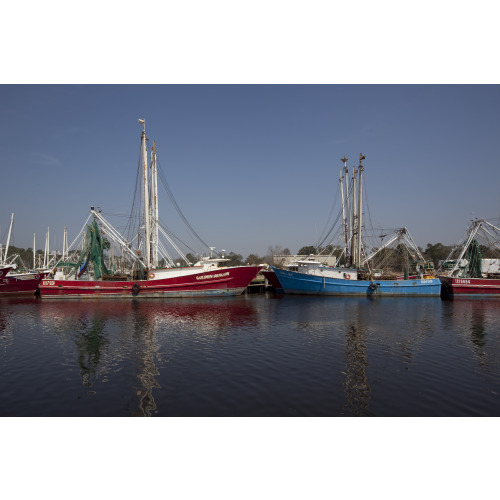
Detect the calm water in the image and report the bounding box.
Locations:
[1,293,499,416]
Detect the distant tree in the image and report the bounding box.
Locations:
[226,251,244,266]
[479,244,500,259]
[297,245,316,255]
[264,245,288,267]
[3,245,34,270]
[316,244,343,257]
[283,248,291,255]
[423,243,453,268]
[184,253,197,264]
[246,253,262,265]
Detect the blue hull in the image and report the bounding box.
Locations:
[271,267,441,297]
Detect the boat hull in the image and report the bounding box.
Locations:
[0,271,49,296]
[439,276,500,297]
[272,267,441,296]
[262,270,283,290]
[39,266,262,298]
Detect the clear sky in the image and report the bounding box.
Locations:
[1,84,499,258]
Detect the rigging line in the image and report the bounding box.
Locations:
[316,209,343,250]
[101,212,142,220]
[157,218,199,256]
[51,214,92,269]
[316,179,342,246]
[315,175,348,249]
[156,160,211,251]
[318,225,345,252]
[362,180,376,243]
[124,150,143,241]
[157,224,191,265]
[156,240,175,267]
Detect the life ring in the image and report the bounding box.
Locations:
[344,273,351,280]
[149,272,155,279]
[131,283,140,294]
[34,274,40,280]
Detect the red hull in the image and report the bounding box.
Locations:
[39,266,263,298]
[0,271,49,296]
[439,276,500,297]
[262,270,283,289]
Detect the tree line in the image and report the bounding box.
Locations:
[5,242,495,271]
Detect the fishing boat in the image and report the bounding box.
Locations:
[0,269,50,296]
[438,218,500,297]
[0,214,50,296]
[39,119,262,299]
[271,155,441,296]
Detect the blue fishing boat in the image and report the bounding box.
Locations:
[271,263,441,296]
[270,155,441,297]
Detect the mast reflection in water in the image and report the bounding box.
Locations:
[1,295,500,416]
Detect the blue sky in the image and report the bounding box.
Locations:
[1,84,499,257]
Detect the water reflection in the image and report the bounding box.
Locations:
[0,304,13,335]
[442,299,500,366]
[129,300,161,417]
[0,297,38,347]
[73,315,110,389]
[37,298,259,416]
[282,297,374,416]
[342,320,371,417]
[470,306,486,349]
[3,294,500,416]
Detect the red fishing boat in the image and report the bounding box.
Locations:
[39,119,262,299]
[1,270,50,296]
[1,214,51,296]
[439,276,500,297]
[39,264,261,298]
[438,218,500,298]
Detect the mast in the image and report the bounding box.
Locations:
[351,166,357,267]
[357,154,365,267]
[339,170,346,259]
[3,213,15,265]
[151,140,159,268]
[44,227,49,268]
[33,233,36,269]
[340,157,349,264]
[344,161,351,264]
[139,118,151,269]
[63,227,68,261]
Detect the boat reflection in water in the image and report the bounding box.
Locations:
[4,294,500,416]
[441,298,500,365]
[342,322,371,416]
[37,298,260,416]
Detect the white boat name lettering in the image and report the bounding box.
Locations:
[456,279,471,284]
[42,280,55,286]
[196,272,230,281]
